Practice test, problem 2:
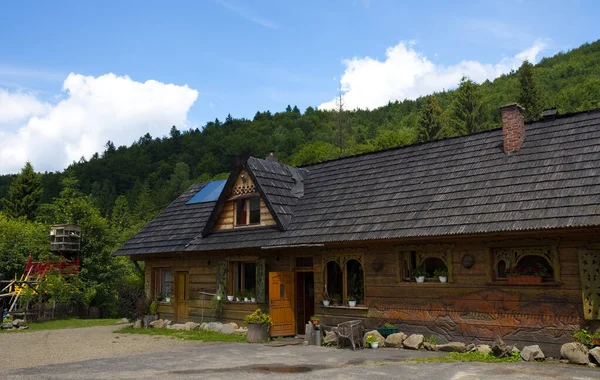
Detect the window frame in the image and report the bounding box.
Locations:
[322,253,365,306]
[153,267,172,301]
[397,245,454,283]
[227,258,259,302]
[487,242,560,283]
[234,196,261,227]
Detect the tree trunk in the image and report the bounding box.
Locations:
[247,323,269,343]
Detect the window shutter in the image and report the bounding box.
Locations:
[216,261,228,296]
[256,258,266,303]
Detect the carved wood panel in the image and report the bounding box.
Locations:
[579,249,600,320]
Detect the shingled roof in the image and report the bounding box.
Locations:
[115,108,600,256]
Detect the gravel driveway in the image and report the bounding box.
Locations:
[0,324,198,372]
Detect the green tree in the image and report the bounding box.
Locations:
[2,162,43,221]
[451,76,487,135]
[517,60,543,121]
[417,95,446,142]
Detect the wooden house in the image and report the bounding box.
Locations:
[115,104,600,355]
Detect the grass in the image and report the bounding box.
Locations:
[1,318,122,332]
[116,326,247,343]
[413,351,522,364]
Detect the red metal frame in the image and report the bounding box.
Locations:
[23,256,80,276]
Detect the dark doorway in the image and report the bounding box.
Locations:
[295,272,314,335]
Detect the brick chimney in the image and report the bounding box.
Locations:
[500,103,525,153]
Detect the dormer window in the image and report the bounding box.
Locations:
[235,196,261,226]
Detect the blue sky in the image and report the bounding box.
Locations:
[0,0,598,174]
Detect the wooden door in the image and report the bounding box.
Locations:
[175,271,189,322]
[269,272,295,337]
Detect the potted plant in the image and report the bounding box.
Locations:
[227,295,234,302]
[249,289,256,303]
[322,295,331,307]
[366,335,379,349]
[156,293,164,302]
[433,267,448,283]
[236,290,243,302]
[310,315,319,325]
[377,322,397,338]
[242,289,250,302]
[505,264,548,284]
[347,295,357,307]
[244,308,272,343]
[411,267,426,283]
[331,294,341,306]
[164,294,171,303]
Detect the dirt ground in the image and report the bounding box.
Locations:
[0,324,198,371]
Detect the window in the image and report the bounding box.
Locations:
[491,247,557,282]
[232,262,257,295]
[399,247,452,282]
[154,268,172,300]
[235,196,261,226]
[324,256,365,305]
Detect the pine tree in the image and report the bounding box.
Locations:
[518,60,543,121]
[451,76,487,135]
[417,95,446,142]
[2,162,43,221]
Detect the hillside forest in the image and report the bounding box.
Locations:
[1,40,599,317]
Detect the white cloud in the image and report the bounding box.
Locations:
[0,73,198,174]
[0,90,51,124]
[319,40,547,110]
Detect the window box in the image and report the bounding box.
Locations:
[507,275,543,284]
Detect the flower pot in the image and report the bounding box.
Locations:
[227,296,234,302]
[508,276,543,284]
[244,297,250,302]
[377,327,397,338]
[251,298,256,303]
[323,300,330,307]
[348,301,357,307]
[312,319,319,325]
[142,314,158,327]
[592,338,600,347]
[165,297,171,303]
[247,323,270,343]
[236,297,241,302]
[439,276,448,283]
[415,276,425,283]
[371,341,379,349]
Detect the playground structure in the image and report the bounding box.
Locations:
[1,225,81,317]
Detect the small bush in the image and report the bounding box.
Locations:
[244,308,272,326]
[573,328,600,348]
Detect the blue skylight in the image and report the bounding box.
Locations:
[186,180,226,204]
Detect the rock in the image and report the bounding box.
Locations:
[232,327,248,335]
[227,322,239,330]
[436,342,467,353]
[1,322,14,330]
[520,345,545,361]
[466,343,475,352]
[149,319,164,329]
[163,319,172,328]
[220,324,234,334]
[588,363,597,368]
[184,322,200,331]
[477,345,492,355]
[512,347,520,355]
[560,342,590,365]
[133,320,142,329]
[403,334,424,350]
[491,338,511,358]
[303,340,309,345]
[385,332,407,348]
[18,326,28,330]
[363,330,385,348]
[12,319,25,327]
[204,322,224,332]
[559,359,569,364]
[324,331,338,345]
[116,318,129,324]
[590,347,600,364]
[169,323,186,330]
[423,342,433,351]
[200,322,206,330]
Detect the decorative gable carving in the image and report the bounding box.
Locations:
[231,170,257,198]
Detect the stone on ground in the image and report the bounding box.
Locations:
[403,334,424,350]
[133,320,142,329]
[491,338,513,357]
[590,347,600,364]
[363,330,385,348]
[162,319,172,328]
[18,326,28,330]
[477,344,492,355]
[385,332,407,348]
[220,324,234,334]
[227,322,239,330]
[149,319,164,329]
[560,342,590,365]
[466,343,475,352]
[232,327,248,335]
[2,322,14,330]
[204,322,223,332]
[184,322,200,331]
[324,331,338,345]
[423,342,433,351]
[168,323,186,330]
[116,318,129,324]
[520,345,545,361]
[436,342,467,353]
[12,319,25,327]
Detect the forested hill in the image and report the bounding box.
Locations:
[2,39,600,220]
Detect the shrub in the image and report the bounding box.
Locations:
[115,276,144,320]
[244,308,272,326]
